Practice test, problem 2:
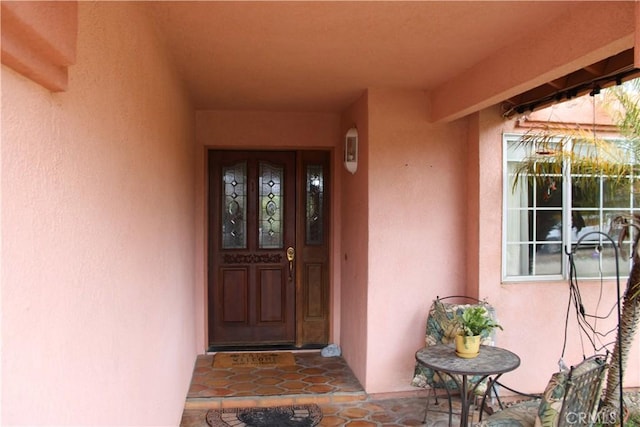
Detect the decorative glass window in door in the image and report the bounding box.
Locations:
[259,162,283,249]
[306,165,324,245]
[222,162,247,249]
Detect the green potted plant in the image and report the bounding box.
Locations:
[454,306,502,358]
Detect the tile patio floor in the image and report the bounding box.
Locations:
[180,351,476,426]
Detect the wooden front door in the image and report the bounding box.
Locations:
[208,150,330,349]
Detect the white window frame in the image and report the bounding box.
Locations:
[502,133,636,282]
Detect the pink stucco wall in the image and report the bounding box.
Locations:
[363,89,469,393]
[2,4,639,424]
[339,93,370,386]
[1,3,197,425]
[1,1,77,91]
[339,89,640,396]
[476,106,640,393]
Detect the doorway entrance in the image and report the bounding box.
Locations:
[208,150,330,350]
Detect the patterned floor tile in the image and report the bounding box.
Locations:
[180,351,463,426]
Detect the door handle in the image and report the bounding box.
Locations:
[286,247,295,281]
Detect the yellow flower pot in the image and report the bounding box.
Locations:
[455,334,481,358]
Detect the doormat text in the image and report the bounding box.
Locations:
[213,352,296,368]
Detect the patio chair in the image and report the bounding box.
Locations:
[411,296,499,423]
[473,354,608,427]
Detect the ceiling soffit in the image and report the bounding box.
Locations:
[146,1,635,121]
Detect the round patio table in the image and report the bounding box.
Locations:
[415,344,521,427]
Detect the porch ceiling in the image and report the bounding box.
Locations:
[146,2,625,118]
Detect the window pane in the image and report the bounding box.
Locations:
[533,245,563,275]
[259,161,283,249]
[505,243,532,276]
[572,179,600,209]
[570,243,630,277]
[603,177,631,208]
[222,162,247,249]
[306,165,324,245]
[536,175,562,208]
[536,209,563,248]
[505,207,529,244]
[571,209,599,243]
[633,178,640,208]
[506,243,562,276]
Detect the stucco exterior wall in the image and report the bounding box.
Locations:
[465,112,481,298]
[350,89,640,395]
[339,93,370,386]
[476,106,640,393]
[1,3,196,425]
[3,5,638,421]
[364,89,469,393]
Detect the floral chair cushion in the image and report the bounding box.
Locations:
[534,371,567,427]
[474,355,607,427]
[535,356,607,427]
[473,399,540,427]
[411,298,498,394]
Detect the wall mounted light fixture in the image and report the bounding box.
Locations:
[344,127,358,174]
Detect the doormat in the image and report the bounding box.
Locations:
[206,404,322,427]
[213,352,296,368]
